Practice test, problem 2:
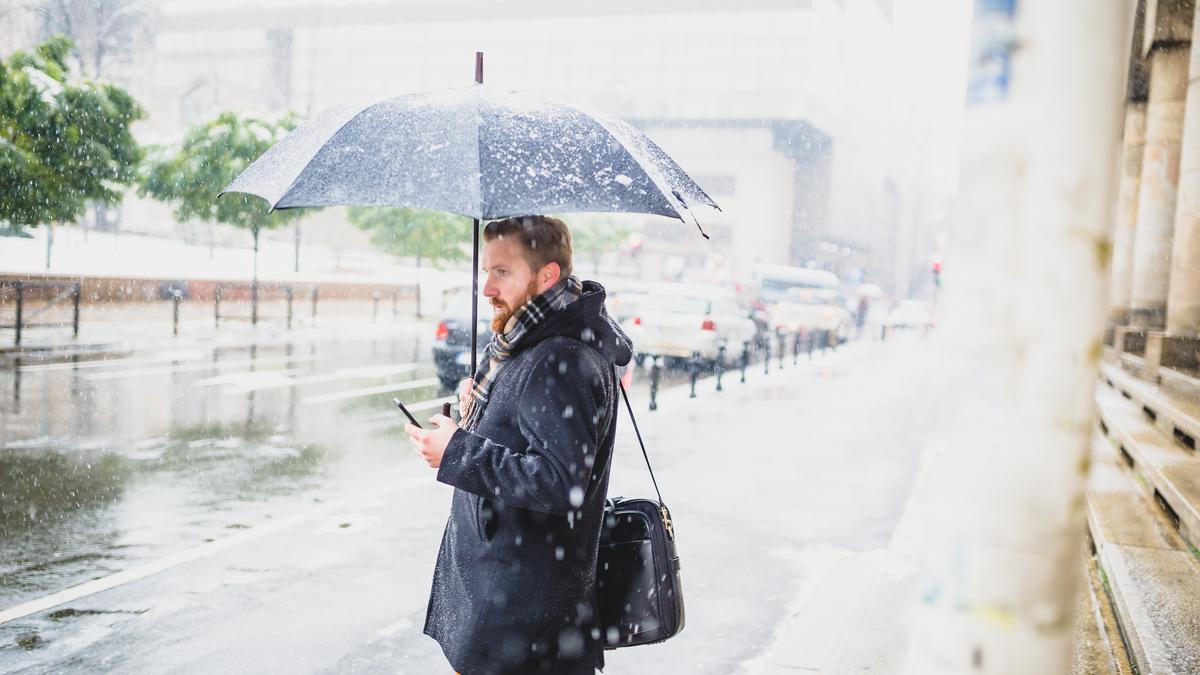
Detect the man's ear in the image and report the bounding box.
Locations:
[540,262,562,290]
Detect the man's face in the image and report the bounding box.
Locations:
[482,236,543,333]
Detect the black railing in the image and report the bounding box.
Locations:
[214,283,318,329]
[640,328,841,411]
[0,280,81,346]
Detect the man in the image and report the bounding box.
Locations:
[405,215,633,674]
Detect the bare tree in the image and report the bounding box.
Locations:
[32,0,155,234]
[34,0,153,78]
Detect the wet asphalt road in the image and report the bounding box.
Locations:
[0,325,938,673]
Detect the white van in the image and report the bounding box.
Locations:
[751,264,853,341]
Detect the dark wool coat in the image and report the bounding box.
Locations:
[424,280,633,675]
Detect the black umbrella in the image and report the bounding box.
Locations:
[222,53,719,375]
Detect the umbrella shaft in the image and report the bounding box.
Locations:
[471,217,480,377]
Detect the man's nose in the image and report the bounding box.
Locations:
[482,278,498,297]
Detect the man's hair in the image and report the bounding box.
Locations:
[483,215,573,278]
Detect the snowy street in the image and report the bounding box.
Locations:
[0,332,938,674]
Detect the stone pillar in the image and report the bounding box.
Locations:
[1130,0,1194,328]
[266,29,294,112]
[1130,46,1188,327]
[904,0,1130,671]
[1110,104,1147,323]
[1167,6,1200,335]
[1111,2,1151,324]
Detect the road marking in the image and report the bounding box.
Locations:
[84,353,322,380]
[196,368,307,387]
[18,350,207,373]
[300,376,441,405]
[0,475,431,626]
[215,363,422,393]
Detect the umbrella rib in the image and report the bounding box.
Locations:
[582,108,700,228]
[270,102,376,210]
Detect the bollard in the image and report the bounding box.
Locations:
[172,289,182,336]
[778,331,786,370]
[286,287,294,330]
[793,331,800,365]
[14,281,24,346]
[392,289,399,318]
[716,345,725,392]
[807,330,815,360]
[214,285,222,327]
[72,282,81,337]
[373,291,381,322]
[311,286,319,322]
[251,279,259,326]
[689,352,700,398]
[763,335,771,375]
[741,341,749,383]
[649,356,661,411]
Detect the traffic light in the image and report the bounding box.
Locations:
[931,260,942,287]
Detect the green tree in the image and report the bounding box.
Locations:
[0,35,144,264]
[140,111,305,323]
[348,206,470,268]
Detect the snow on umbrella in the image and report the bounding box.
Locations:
[221,70,719,374]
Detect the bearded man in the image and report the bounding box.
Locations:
[405,215,633,674]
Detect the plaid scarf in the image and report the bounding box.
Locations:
[460,276,583,431]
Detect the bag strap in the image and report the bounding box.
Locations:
[617,379,665,505]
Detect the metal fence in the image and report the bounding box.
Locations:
[641,327,838,411]
[0,279,420,347]
[0,280,81,346]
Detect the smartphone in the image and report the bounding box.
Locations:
[393,397,421,428]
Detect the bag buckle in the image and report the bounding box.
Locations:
[660,504,674,540]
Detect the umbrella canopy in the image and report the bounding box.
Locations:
[221,81,720,380]
[221,85,719,226]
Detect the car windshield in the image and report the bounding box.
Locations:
[779,288,839,306]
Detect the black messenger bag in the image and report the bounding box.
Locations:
[596,381,685,649]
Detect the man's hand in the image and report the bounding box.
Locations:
[457,378,474,414]
[405,414,458,469]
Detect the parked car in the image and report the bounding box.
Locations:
[602,279,653,324]
[620,283,759,366]
[884,299,935,330]
[432,288,492,390]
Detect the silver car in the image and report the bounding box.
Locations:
[620,283,759,365]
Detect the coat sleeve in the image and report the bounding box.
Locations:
[436,343,606,515]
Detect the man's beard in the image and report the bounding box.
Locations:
[491,278,543,334]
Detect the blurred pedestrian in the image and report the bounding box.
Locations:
[405,215,633,674]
